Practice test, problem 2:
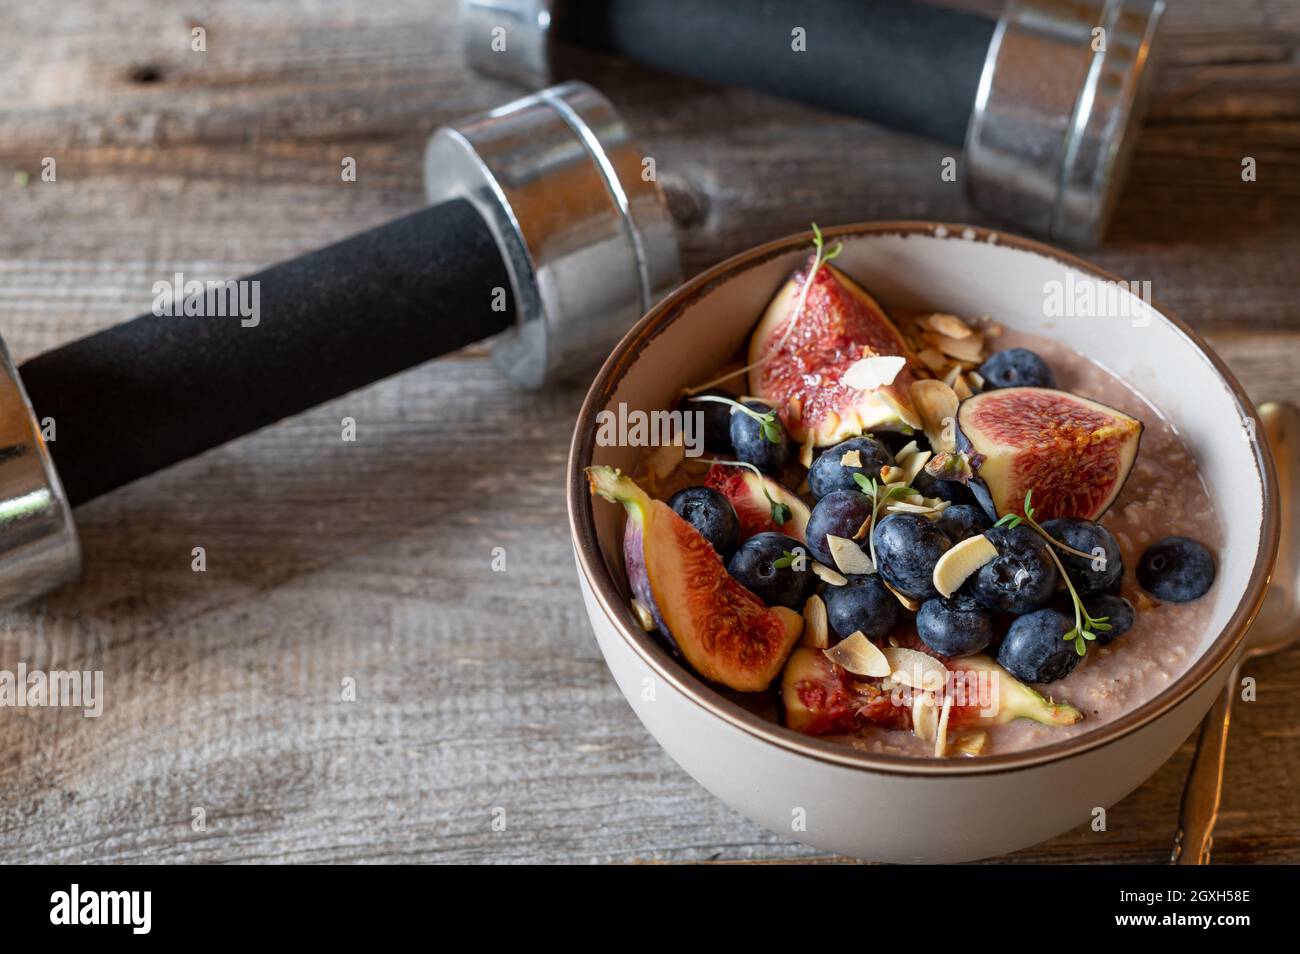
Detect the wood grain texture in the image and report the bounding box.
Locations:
[0,0,1297,864]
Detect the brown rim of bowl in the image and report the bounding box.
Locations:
[566,220,1279,777]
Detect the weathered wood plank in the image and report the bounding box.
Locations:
[0,0,1296,864]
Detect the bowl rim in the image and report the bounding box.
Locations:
[566,221,1279,777]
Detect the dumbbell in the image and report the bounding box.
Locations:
[0,82,680,608]
[462,0,1166,247]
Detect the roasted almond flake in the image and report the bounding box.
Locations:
[900,449,932,485]
[932,332,985,364]
[917,348,949,373]
[823,631,891,678]
[840,449,864,468]
[801,594,830,648]
[952,373,973,400]
[950,729,988,757]
[843,354,907,392]
[968,370,986,391]
[934,694,955,758]
[893,440,920,464]
[910,379,960,452]
[879,464,903,483]
[812,561,848,586]
[882,579,921,611]
[882,647,949,692]
[932,533,999,598]
[926,312,974,339]
[827,534,874,575]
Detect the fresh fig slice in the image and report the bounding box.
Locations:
[781,646,908,735]
[588,467,804,692]
[946,655,1083,728]
[748,259,924,447]
[704,463,810,542]
[955,387,1142,521]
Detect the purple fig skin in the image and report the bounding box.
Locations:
[622,518,676,650]
[954,422,998,522]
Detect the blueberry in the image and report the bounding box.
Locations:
[808,436,894,500]
[823,574,898,639]
[916,593,993,657]
[1137,536,1216,602]
[1041,517,1123,596]
[969,525,1058,613]
[678,389,734,453]
[805,489,874,566]
[872,512,953,601]
[978,348,1056,390]
[727,532,814,609]
[910,466,978,505]
[667,486,740,557]
[729,400,790,475]
[935,504,993,543]
[1085,593,1136,645]
[997,608,1079,683]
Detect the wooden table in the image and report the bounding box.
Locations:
[1,0,1297,864]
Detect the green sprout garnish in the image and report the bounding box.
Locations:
[853,473,918,574]
[998,490,1111,656]
[700,458,790,526]
[773,549,802,570]
[689,394,783,445]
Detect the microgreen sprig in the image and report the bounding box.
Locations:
[995,490,1111,656]
[683,223,843,395]
[773,549,802,570]
[689,394,782,445]
[853,473,918,573]
[700,458,791,526]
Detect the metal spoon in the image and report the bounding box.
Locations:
[1171,400,1300,864]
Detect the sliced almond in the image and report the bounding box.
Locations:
[812,561,848,586]
[952,372,973,400]
[879,464,904,483]
[827,534,874,576]
[983,320,1004,338]
[852,514,872,541]
[842,354,907,392]
[917,348,949,373]
[968,370,986,391]
[630,599,656,632]
[910,379,960,452]
[840,449,863,468]
[885,500,941,515]
[801,594,830,649]
[941,363,962,388]
[882,579,921,611]
[932,533,999,598]
[934,694,955,758]
[882,647,949,693]
[893,440,920,464]
[932,332,985,364]
[824,631,891,677]
[950,729,988,757]
[900,448,932,486]
[925,312,974,339]
[912,693,939,743]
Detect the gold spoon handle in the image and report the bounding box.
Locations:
[1171,667,1238,864]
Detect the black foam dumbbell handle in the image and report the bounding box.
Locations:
[570,0,996,146]
[19,197,513,507]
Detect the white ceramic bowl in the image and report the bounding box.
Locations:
[567,223,1277,862]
